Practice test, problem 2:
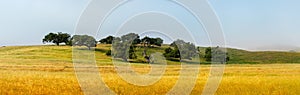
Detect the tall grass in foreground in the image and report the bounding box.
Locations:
[0,64,299,95]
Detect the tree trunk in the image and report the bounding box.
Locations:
[143,42,150,63]
[56,43,60,46]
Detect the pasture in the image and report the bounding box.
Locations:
[0,45,299,95]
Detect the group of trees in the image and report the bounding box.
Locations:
[99,34,163,47]
[163,39,198,60]
[110,33,140,61]
[101,33,164,62]
[42,32,97,50]
[140,36,164,62]
[163,40,229,63]
[100,33,229,63]
[141,36,163,47]
[99,36,114,44]
[43,32,229,63]
[204,46,230,64]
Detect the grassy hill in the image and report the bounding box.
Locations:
[1,44,300,65]
[1,45,300,95]
[224,48,300,64]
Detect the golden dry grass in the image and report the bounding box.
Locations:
[0,45,300,95]
[0,70,82,95]
[0,64,299,95]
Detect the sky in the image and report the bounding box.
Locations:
[0,0,90,46]
[0,0,299,51]
[210,0,300,50]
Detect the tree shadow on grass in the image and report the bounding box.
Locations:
[73,47,108,53]
[95,48,107,53]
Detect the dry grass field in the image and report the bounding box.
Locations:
[0,45,300,95]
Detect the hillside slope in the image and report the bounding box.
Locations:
[226,48,300,64]
[0,45,300,65]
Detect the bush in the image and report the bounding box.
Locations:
[106,50,111,56]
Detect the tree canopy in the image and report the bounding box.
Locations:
[204,46,229,64]
[111,33,140,61]
[140,36,164,62]
[99,36,114,44]
[71,35,97,50]
[141,36,164,47]
[99,35,164,47]
[164,39,198,60]
[42,32,70,46]
[121,33,141,45]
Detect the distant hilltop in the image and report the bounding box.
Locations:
[1,45,300,64]
[248,45,300,52]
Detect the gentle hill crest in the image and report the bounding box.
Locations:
[1,44,300,64]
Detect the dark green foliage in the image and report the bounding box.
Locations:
[140,36,164,62]
[164,39,197,60]
[164,47,173,54]
[204,47,212,61]
[163,47,180,59]
[99,36,114,44]
[111,43,137,61]
[141,36,164,47]
[154,38,163,46]
[111,33,140,61]
[173,39,197,60]
[66,40,73,46]
[141,36,151,46]
[128,46,137,59]
[204,46,229,64]
[42,32,70,46]
[197,47,202,58]
[71,35,97,50]
[106,50,111,56]
[121,33,141,45]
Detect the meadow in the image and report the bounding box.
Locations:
[0,45,300,95]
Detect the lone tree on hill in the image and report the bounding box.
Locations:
[42,32,70,46]
[71,35,97,50]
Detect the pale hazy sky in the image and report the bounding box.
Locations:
[0,0,299,51]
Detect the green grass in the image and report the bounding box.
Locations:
[0,45,72,66]
[224,48,300,64]
[2,45,300,65]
